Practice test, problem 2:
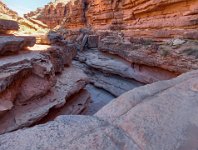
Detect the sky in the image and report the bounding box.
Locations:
[2,0,51,16]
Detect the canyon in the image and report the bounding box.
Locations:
[0,0,198,149]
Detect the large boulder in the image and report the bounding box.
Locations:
[0,36,36,55]
[0,70,198,149]
[0,19,19,33]
[0,115,139,150]
[96,70,198,150]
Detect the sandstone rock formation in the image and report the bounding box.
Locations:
[0,0,198,150]
[26,0,198,39]
[0,1,49,35]
[25,0,87,29]
[0,19,90,134]
[0,1,18,19]
[0,19,19,33]
[1,69,198,150]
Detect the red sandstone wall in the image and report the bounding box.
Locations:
[25,0,198,39]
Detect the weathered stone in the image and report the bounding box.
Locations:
[0,19,19,33]
[0,115,139,150]
[85,84,115,115]
[73,60,143,97]
[0,36,36,55]
[1,70,198,149]
[26,0,198,39]
[0,67,88,134]
[99,34,198,73]
[76,49,177,83]
[37,89,91,124]
[96,70,198,150]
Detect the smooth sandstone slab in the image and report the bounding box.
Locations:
[0,19,19,33]
[96,70,198,150]
[0,116,139,150]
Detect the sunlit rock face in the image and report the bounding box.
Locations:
[0,19,90,135]
[25,0,87,29]
[0,1,18,19]
[26,0,198,39]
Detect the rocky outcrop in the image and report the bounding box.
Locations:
[0,19,19,33]
[26,0,198,39]
[98,32,198,73]
[76,48,177,83]
[0,36,35,54]
[24,0,198,73]
[1,69,198,150]
[25,0,87,29]
[96,69,198,150]
[86,0,198,39]
[0,19,90,134]
[0,1,18,19]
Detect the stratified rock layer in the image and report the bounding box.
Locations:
[0,69,198,150]
[0,20,90,134]
[26,0,198,39]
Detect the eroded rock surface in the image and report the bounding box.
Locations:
[0,19,19,33]
[1,70,198,150]
[76,48,177,83]
[0,115,139,150]
[0,23,90,134]
[0,36,36,55]
[96,70,198,150]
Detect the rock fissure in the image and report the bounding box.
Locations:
[0,0,198,149]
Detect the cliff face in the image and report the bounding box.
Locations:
[25,0,198,74]
[26,0,198,39]
[87,0,198,39]
[25,0,86,29]
[0,1,48,35]
[0,1,18,19]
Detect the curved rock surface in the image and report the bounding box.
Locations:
[0,69,198,150]
[96,70,198,150]
[0,115,139,150]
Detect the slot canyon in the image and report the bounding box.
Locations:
[0,0,198,149]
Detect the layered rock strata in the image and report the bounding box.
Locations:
[25,0,87,29]
[26,0,198,40]
[1,69,198,150]
[25,0,198,75]
[0,19,90,134]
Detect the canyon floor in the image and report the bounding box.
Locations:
[0,0,198,149]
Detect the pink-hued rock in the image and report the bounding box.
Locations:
[0,66,88,134]
[96,69,198,150]
[26,0,198,39]
[0,70,198,150]
[98,32,198,73]
[0,115,139,150]
[0,42,80,134]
